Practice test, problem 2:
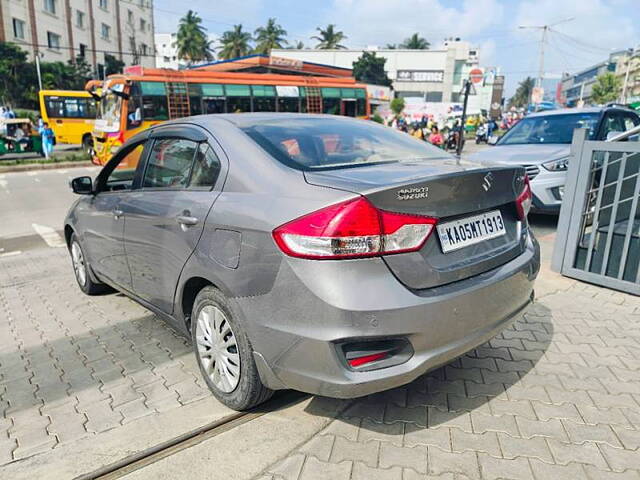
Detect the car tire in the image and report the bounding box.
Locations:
[69,233,109,295]
[192,286,273,411]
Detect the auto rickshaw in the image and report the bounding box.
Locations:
[0,119,43,156]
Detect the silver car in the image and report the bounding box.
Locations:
[470,107,640,214]
[65,114,539,410]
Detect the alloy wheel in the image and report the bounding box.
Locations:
[195,305,241,393]
[71,241,87,287]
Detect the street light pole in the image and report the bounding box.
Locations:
[35,50,43,91]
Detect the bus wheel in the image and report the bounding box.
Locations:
[82,136,93,155]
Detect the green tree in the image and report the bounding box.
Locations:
[390,97,405,116]
[591,72,622,104]
[352,51,392,87]
[509,77,535,108]
[218,24,252,60]
[400,33,430,49]
[0,42,32,107]
[175,10,213,64]
[104,54,125,75]
[254,18,287,54]
[287,41,304,49]
[311,24,347,49]
[385,43,397,49]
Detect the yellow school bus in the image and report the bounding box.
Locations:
[38,90,96,153]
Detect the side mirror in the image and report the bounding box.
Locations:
[488,135,499,145]
[70,176,93,195]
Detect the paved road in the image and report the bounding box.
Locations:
[0,165,100,241]
[1,228,639,479]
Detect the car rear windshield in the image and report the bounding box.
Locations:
[241,117,451,171]
[498,112,599,145]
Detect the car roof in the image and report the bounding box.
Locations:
[526,106,636,118]
[204,112,356,127]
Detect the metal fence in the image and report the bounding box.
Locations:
[552,126,640,295]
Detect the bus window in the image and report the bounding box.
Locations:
[321,88,341,115]
[44,96,96,119]
[252,85,276,112]
[140,81,169,121]
[277,97,299,113]
[188,84,203,116]
[226,84,251,113]
[201,84,225,114]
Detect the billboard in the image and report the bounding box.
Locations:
[396,70,445,83]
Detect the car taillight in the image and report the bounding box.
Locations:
[516,175,532,220]
[273,197,437,259]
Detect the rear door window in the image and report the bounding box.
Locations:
[189,143,221,189]
[143,138,197,188]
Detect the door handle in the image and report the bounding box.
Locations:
[113,209,123,219]
[176,215,199,226]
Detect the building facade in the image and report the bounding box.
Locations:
[272,40,498,114]
[155,33,218,69]
[0,0,155,73]
[615,47,640,104]
[561,50,627,107]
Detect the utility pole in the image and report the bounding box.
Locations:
[519,18,574,109]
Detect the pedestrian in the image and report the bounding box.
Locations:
[39,122,56,159]
[428,125,444,148]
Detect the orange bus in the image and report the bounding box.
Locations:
[86,68,370,165]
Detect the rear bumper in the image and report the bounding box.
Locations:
[237,232,540,398]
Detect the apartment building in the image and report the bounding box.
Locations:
[0,0,156,73]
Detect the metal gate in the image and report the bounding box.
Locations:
[552,126,640,295]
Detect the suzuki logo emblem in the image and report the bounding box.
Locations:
[482,172,494,191]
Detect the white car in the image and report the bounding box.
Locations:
[469,107,640,214]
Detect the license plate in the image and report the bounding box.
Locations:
[437,210,506,253]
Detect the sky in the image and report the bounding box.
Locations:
[153,0,640,98]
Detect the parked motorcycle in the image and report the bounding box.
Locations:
[475,124,488,144]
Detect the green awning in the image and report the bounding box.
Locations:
[225,84,251,96]
[201,84,225,96]
[140,81,166,96]
[252,85,276,97]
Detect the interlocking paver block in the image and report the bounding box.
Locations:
[299,456,352,480]
[528,458,586,480]
[547,439,608,468]
[478,453,534,480]
[358,419,403,446]
[562,420,622,447]
[515,417,568,441]
[428,407,472,432]
[599,443,640,473]
[451,429,500,456]
[403,424,451,451]
[384,404,426,426]
[322,417,360,441]
[330,436,379,467]
[583,464,640,480]
[498,433,553,463]
[428,446,480,479]
[299,434,334,462]
[379,443,427,473]
[352,462,402,480]
[470,412,519,436]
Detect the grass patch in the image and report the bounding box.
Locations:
[0,151,91,167]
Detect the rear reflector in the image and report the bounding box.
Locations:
[516,175,532,220]
[273,197,437,259]
[347,352,389,367]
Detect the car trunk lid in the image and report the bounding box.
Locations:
[304,159,528,289]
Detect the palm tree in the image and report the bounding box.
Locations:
[509,77,535,108]
[400,33,430,49]
[311,24,347,49]
[174,10,213,64]
[253,18,287,54]
[218,24,252,60]
[288,41,305,50]
[385,43,397,49]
